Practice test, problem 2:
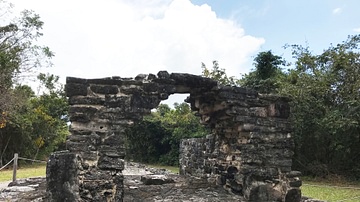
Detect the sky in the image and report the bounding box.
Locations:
[7,0,360,105]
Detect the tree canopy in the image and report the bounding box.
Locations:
[0,1,53,122]
[279,35,360,178]
[0,1,66,166]
[239,50,286,93]
[201,60,239,86]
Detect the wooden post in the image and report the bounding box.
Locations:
[12,153,18,182]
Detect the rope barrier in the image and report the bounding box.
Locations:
[18,157,47,163]
[0,157,14,171]
[0,155,46,172]
[303,183,360,190]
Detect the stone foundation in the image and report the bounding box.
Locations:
[46,71,301,201]
[46,151,80,201]
[179,134,216,176]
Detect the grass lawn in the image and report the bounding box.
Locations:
[302,176,360,202]
[0,163,46,182]
[147,164,179,174]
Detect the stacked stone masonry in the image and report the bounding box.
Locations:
[47,71,301,202]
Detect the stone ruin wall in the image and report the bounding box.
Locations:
[46,71,302,202]
[179,85,301,201]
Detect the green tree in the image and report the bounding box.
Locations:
[280,35,360,178]
[201,60,239,86]
[239,50,285,93]
[0,0,53,125]
[0,1,61,166]
[125,117,172,164]
[0,74,68,165]
[30,73,68,159]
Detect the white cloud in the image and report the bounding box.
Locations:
[10,0,264,85]
[332,7,342,14]
[353,27,360,33]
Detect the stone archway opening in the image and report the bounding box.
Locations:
[46,71,302,202]
[125,93,208,169]
[161,93,189,108]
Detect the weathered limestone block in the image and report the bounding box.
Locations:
[104,95,131,109]
[46,151,80,202]
[80,169,123,201]
[285,189,302,202]
[142,82,160,92]
[65,83,88,97]
[131,93,161,109]
[98,155,125,170]
[69,96,105,105]
[69,105,99,123]
[157,70,171,79]
[140,175,175,185]
[87,77,124,85]
[179,135,216,176]
[247,183,283,202]
[99,145,126,158]
[170,73,218,90]
[90,84,119,94]
[119,84,143,95]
